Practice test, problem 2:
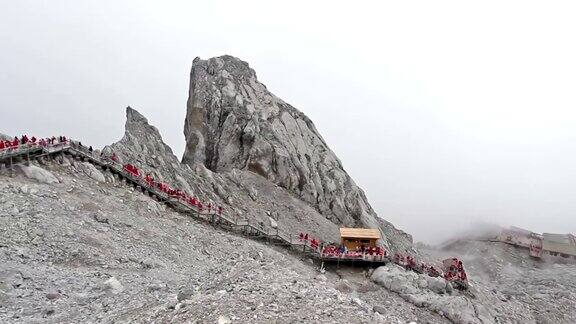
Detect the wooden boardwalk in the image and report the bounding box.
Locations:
[0,141,389,267]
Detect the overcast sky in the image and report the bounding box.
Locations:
[2,1,576,243]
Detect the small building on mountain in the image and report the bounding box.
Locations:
[339,228,381,251]
[498,226,542,248]
[542,233,576,257]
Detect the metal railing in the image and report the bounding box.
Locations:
[319,251,388,262]
[0,142,44,160]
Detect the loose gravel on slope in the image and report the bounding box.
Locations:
[0,161,448,323]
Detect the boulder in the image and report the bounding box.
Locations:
[104,277,124,294]
[372,305,387,315]
[371,265,420,295]
[79,162,105,182]
[93,212,109,224]
[426,276,449,294]
[45,291,62,300]
[19,165,59,184]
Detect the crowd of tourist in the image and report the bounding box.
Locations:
[316,238,468,285]
[299,233,320,249]
[0,134,224,217]
[0,135,69,152]
[394,252,440,277]
[120,162,223,215]
[393,252,468,284]
[321,244,387,258]
[443,258,468,282]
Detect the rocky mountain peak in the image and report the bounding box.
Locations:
[126,105,151,125]
[104,107,183,184]
[182,55,412,250]
[122,106,176,158]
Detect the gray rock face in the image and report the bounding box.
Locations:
[105,107,343,243]
[78,162,106,183]
[18,165,59,184]
[183,55,412,250]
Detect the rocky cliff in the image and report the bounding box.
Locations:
[103,107,199,196]
[104,107,343,244]
[183,55,412,250]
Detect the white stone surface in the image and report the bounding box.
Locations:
[20,165,59,184]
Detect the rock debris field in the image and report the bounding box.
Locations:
[0,160,447,323]
[2,156,575,323]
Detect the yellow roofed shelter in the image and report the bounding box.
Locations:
[339,228,381,251]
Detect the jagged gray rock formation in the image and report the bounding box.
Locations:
[104,107,343,243]
[183,55,412,251]
[77,162,106,183]
[104,107,199,195]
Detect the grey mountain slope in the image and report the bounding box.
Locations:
[103,107,198,195]
[182,55,412,251]
[3,159,572,323]
[1,161,447,323]
[2,158,572,323]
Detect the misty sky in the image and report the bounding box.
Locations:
[2,1,576,243]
